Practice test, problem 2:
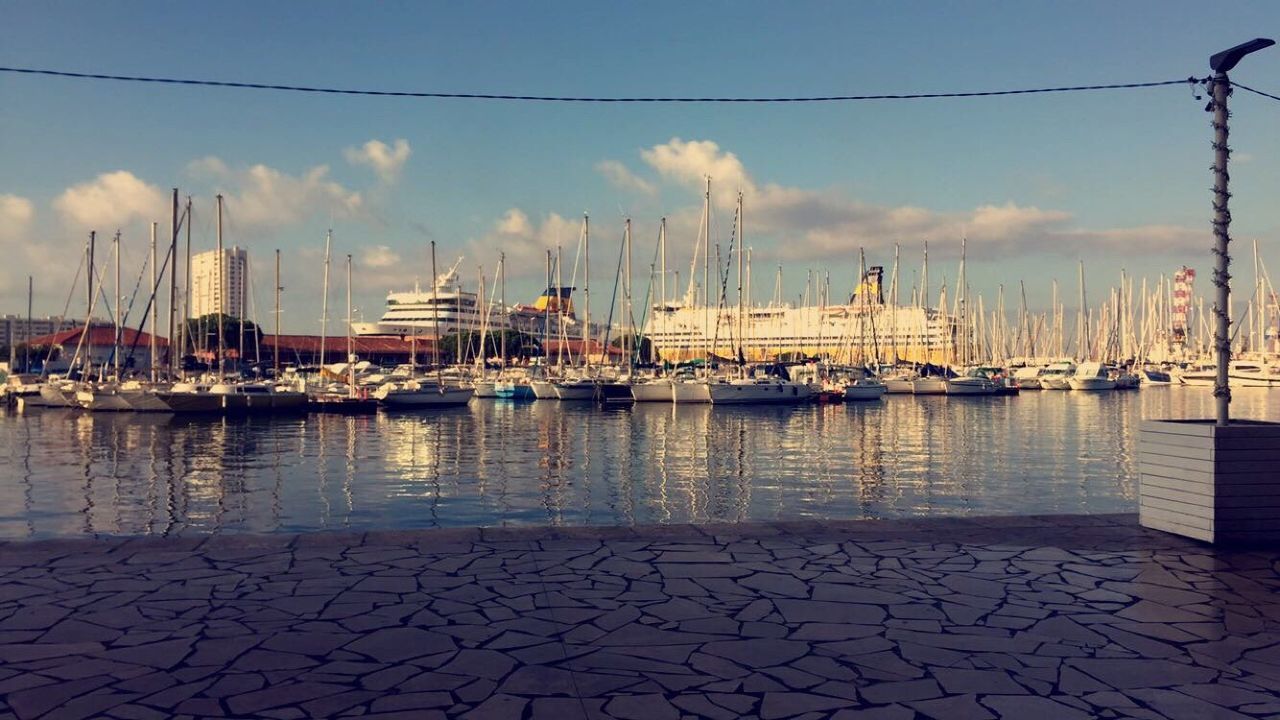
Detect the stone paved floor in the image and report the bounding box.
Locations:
[0,514,1278,720]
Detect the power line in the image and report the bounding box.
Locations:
[0,66,1205,103]
[1231,80,1280,103]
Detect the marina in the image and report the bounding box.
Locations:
[1,385,1276,540]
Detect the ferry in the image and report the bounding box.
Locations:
[351,258,509,338]
[642,267,959,365]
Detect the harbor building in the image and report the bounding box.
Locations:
[26,324,169,374]
[0,315,86,350]
[189,247,249,319]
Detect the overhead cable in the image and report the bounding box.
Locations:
[0,66,1207,103]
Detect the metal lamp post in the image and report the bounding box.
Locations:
[1207,38,1274,426]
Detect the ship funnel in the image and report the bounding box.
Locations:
[850,266,885,305]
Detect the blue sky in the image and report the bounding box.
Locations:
[2,1,1278,334]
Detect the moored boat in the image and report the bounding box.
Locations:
[374,380,473,408]
[1067,362,1116,391]
[1038,362,1076,390]
[630,377,674,402]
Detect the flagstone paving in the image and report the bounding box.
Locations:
[0,514,1277,719]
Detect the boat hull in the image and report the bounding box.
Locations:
[156,391,223,413]
[530,381,559,399]
[553,382,596,401]
[472,381,499,398]
[121,389,173,412]
[1068,378,1116,391]
[77,389,133,412]
[708,381,813,405]
[378,387,474,407]
[631,380,674,402]
[308,396,380,413]
[597,382,635,403]
[911,378,948,395]
[671,381,712,404]
[945,379,998,396]
[844,384,886,401]
[37,383,80,408]
[883,378,915,394]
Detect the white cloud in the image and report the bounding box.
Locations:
[52,171,167,229]
[467,209,584,281]
[641,137,755,206]
[0,194,34,242]
[0,194,83,300]
[188,158,364,229]
[345,138,412,183]
[362,245,401,269]
[600,137,1208,263]
[596,160,655,195]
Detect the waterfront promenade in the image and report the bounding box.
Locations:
[0,514,1277,719]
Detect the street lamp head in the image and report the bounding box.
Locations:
[1210,38,1274,74]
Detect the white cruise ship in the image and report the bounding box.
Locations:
[351,259,509,338]
[643,267,959,365]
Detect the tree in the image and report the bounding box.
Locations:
[436,330,542,363]
[183,314,263,364]
[610,334,659,364]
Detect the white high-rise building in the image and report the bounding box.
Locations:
[189,247,249,319]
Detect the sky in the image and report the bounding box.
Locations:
[2,1,1279,335]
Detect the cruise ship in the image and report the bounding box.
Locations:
[351,259,509,338]
[643,267,959,364]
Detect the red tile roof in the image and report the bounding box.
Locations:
[260,334,436,354]
[28,324,169,348]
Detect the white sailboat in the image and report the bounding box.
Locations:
[375,242,474,408]
[1067,361,1117,391]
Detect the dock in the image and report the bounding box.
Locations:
[0,514,1276,719]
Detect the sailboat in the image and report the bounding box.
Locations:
[375,241,474,408]
[704,192,813,405]
[311,251,379,412]
[593,217,638,404]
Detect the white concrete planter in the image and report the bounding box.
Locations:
[1139,419,1280,543]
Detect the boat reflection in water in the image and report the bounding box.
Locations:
[0,387,1275,539]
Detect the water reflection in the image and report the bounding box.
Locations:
[0,388,1275,539]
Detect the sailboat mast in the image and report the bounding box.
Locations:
[113,229,121,380]
[555,244,564,368]
[1078,261,1087,360]
[703,176,711,371]
[625,217,633,370]
[476,267,485,374]
[238,248,246,372]
[150,222,158,381]
[1254,239,1263,352]
[168,189,178,378]
[736,193,744,373]
[182,197,192,377]
[319,229,331,371]
[346,254,354,397]
[583,214,590,370]
[274,249,281,377]
[659,218,667,365]
[500,252,507,370]
[215,195,225,379]
[430,241,442,385]
[542,250,551,369]
[87,231,95,328]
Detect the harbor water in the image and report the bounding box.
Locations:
[0,387,1276,540]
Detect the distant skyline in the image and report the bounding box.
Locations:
[2,2,1278,334]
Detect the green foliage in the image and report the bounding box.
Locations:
[610,334,659,364]
[437,330,542,362]
[184,314,262,359]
